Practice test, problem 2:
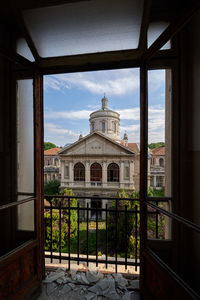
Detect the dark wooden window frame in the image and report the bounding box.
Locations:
[0,2,199,298]
[74,162,85,181]
[107,163,119,182]
[90,163,102,182]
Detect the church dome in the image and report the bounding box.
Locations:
[89,96,120,142]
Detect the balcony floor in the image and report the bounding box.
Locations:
[37,267,140,300]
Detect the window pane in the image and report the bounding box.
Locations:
[148,22,170,50]
[148,69,171,198]
[17,196,35,231]
[23,0,144,57]
[17,79,34,195]
[0,200,35,257]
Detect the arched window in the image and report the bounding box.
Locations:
[108,163,119,182]
[90,163,102,182]
[159,158,164,167]
[74,163,85,181]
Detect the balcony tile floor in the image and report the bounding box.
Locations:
[37,267,140,300]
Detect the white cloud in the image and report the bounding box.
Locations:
[118,107,140,120]
[45,69,166,97]
[44,122,80,146]
[148,70,165,92]
[120,105,165,143]
[45,110,91,120]
[44,77,63,91]
[45,123,78,137]
[87,104,100,109]
[44,69,140,96]
[44,104,165,145]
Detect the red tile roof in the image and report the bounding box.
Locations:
[128,143,139,153]
[151,146,165,155]
[125,143,140,153]
[44,147,61,155]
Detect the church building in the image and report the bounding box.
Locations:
[58,96,140,200]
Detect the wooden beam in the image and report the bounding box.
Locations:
[141,1,200,62]
[139,63,148,294]
[34,72,45,280]
[38,49,140,75]
[14,10,40,62]
[138,0,152,54]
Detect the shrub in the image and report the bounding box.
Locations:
[107,187,165,258]
[44,188,78,252]
[107,189,139,258]
[44,179,60,196]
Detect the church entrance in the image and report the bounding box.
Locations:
[91,196,102,220]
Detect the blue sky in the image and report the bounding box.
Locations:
[44,68,165,146]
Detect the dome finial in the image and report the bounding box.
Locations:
[79,132,83,140]
[102,94,108,110]
[123,131,128,140]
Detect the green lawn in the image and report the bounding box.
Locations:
[62,221,106,256]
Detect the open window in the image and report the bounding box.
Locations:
[1,1,200,299]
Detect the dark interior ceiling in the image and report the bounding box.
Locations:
[0,0,199,74]
[1,0,191,25]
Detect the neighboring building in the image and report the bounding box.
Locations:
[150,147,165,189]
[44,147,61,183]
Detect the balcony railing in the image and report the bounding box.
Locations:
[44,195,169,273]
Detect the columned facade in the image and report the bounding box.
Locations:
[60,156,135,193]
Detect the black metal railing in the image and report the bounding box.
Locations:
[44,195,169,273]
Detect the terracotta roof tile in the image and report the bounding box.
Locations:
[44,147,61,155]
[120,142,139,153]
[128,143,139,153]
[151,147,165,155]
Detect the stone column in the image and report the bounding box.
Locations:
[60,160,65,182]
[153,176,156,188]
[130,160,134,188]
[120,161,124,188]
[85,161,90,187]
[102,161,107,188]
[69,161,73,187]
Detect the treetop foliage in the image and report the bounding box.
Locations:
[44,179,60,195]
[148,142,165,150]
[44,141,57,150]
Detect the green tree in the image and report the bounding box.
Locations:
[108,189,140,258]
[44,141,57,150]
[44,188,78,252]
[148,142,165,150]
[107,187,165,258]
[44,179,60,196]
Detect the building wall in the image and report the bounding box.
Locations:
[150,154,165,189]
[44,155,60,183]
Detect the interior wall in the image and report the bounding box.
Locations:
[0,24,16,255]
[178,9,200,293]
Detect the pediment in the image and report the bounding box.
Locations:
[59,132,134,156]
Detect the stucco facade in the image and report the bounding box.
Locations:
[59,131,137,196]
[150,147,165,189]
